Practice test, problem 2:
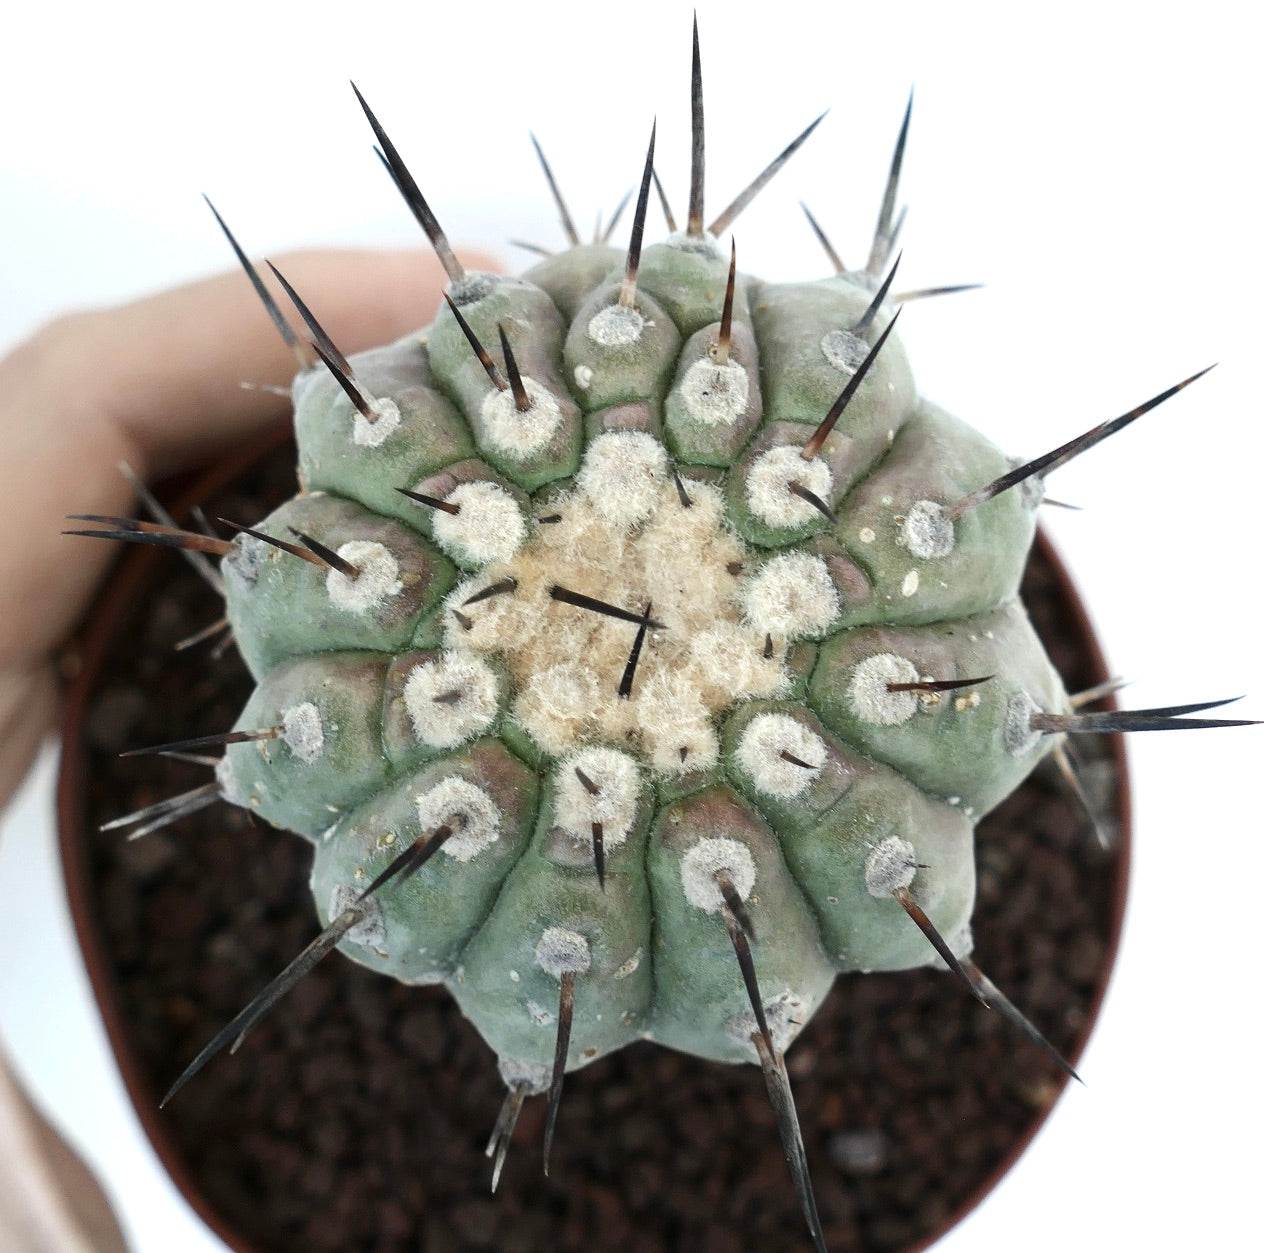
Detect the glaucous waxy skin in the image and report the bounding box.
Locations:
[219,240,1068,1075]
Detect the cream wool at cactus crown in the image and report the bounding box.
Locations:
[0,1,1260,1250]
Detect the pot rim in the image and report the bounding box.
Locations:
[56,434,1131,1253]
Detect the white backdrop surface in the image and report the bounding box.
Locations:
[1,2,1259,1251]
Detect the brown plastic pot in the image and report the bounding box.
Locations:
[57,432,1129,1253]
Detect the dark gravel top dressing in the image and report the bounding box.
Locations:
[61,436,1126,1253]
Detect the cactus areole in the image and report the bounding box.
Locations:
[74,23,1248,1251]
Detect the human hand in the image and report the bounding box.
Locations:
[0,247,497,810]
[0,245,497,1252]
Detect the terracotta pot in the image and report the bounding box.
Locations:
[57,434,1129,1253]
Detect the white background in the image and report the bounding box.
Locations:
[2,2,1259,1250]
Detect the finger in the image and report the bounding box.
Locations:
[0,246,500,676]
[15,247,500,481]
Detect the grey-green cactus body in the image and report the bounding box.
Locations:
[214,237,1070,1083]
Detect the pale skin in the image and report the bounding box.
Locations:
[0,247,497,811]
[0,247,496,1251]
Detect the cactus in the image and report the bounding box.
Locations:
[66,20,1255,1252]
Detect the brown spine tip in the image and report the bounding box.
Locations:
[288,528,361,580]
[1069,676,1132,708]
[852,250,902,336]
[396,486,462,516]
[462,576,518,607]
[866,89,912,277]
[203,195,311,369]
[550,584,667,630]
[485,1084,528,1194]
[266,262,378,423]
[708,111,828,237]
[443,294,507,392]
[750,1032,827,1253]
[1050,741,1111,851]
[542,970,576,1177]
[686,14,705,236]
[800,306,902,461]
[174,616,233,653]
[943,364,1217,521]
[1031,696,1256,734]
[959,956,1082,1082]
[800,201,846,275]
[598,189,632,245]
[353,82,464,282]
[591,822,606,891]
[265,262,352,377]
[651,166,677,233]
[886,674,994,694]
[64,516,234,559]
[529,131,581,247]
[672,468,694,508]
[120,727,281,759]
[714,237,736,365]
[161,824,452,1109]
[779,749,820,770]
[892,886,989,1008]
[715,867,758,947]
[98,781,222,839]
[619,120,657,310]
[507,239,554,258]
[617,603,653,699]
[786,479,837,524]
[894,282,984,304]
[497,324,531,412]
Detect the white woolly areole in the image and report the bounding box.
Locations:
[403,655,499,748]
[680,358,749,426]
[498,1057,550,1094]
[281,702,324,763]
[684,623,786,705]
[414,777,501,862]
[575,431,668,526]
[746,446,835,529]
[535,926,591,978]
[513,663,601,757]
[215,756,245,805]
[587,303,645,347]
[847,653,920,725]
[329,884,386,949]
[680,837,756,913]
[820,327,868,374]
[902,499,955,559]
[351,397,402,448]
[554,748,641,849]
[726,988,809,1055]
[431,480,526,566]
[735,713,826,798]
[740,553,840,639]
[1004,690,1042,755]
[634,672,720,774]
[326,541,403,612]
[230,532,269,584]
[864,836,918,898]
[479,377,562,457]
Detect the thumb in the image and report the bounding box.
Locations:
[12,247,501,483]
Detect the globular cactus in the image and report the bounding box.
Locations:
[69,21,1255,1251]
